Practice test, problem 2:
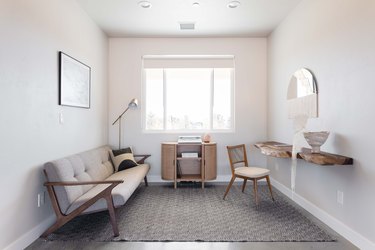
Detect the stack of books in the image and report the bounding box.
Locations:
[181,152,198,158]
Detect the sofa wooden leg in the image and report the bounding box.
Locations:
[105,195,119,237]
[144,176,149,186]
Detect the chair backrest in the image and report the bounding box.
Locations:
[227,144,248,174]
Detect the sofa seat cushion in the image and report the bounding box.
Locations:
[65,163,150,214]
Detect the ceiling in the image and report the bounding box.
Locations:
[76,0,302,37]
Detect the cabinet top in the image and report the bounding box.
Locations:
[162,142,216,145]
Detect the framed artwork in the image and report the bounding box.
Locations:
[59,52,91,108]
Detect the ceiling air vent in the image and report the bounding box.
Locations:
[179,22,195,30]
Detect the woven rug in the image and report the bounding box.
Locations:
[47,184,336,242]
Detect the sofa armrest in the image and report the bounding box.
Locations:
[42,179,123,238]
[44,180,124,187]
[134,154,151,164]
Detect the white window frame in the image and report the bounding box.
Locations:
[141,56,235,133]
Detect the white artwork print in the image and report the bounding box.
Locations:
[60,53,90,108]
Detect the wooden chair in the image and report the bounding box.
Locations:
[223,144,275,206]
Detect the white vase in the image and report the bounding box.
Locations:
[303,131,330,153]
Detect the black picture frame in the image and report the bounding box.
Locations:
[59,52,91,108]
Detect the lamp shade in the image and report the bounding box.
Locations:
[128,98,138,108]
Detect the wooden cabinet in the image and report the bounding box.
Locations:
[161,142,217,189]
[161,143,175,180]
[204,143,217,180]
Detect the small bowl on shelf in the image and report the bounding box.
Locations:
[303,131,330,154]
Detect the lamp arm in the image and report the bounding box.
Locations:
[112,107,130,125]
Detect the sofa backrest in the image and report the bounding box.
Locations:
[44,146,114,214]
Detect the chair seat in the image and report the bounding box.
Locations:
[235,166,270,178]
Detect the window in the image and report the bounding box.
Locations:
[143,55,234,132]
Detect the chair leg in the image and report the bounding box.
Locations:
[266,175,275,201]
[242,179,247,193]
[144,176,149,187]
[105,195,119,237]
[223,176,236,200]
[253,179,259,206]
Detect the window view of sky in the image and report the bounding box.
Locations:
[145,68,233,131]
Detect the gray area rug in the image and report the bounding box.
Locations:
[47,184,336,242]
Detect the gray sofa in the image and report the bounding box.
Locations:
[42,145,150,237]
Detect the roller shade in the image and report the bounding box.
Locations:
[142,55,235,69]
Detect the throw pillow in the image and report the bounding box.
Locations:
[112,147,132,157]
[110,147,139,172]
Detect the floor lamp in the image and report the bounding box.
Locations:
[112,98,138,149]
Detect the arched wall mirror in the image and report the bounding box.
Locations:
[287,68,318,118]
[287,68,317,99]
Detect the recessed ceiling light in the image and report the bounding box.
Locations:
[227,1,240,8]
[138,1,152,9]
[192,2,200,7]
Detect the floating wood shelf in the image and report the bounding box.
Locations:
[254,141,353,166]
[254,141,293,158]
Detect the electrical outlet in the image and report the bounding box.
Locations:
[37,192,46,207]
[37,193,41,207]
[337,190,344,205]
[41,191,45,205]
[59,112,64,124]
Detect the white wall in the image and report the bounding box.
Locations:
[108,38,268,181]
[268,0,375,248]
[0,0,108,249]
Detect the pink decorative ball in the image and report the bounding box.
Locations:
[203,134,211,143]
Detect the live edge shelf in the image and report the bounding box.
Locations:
[254,141,353,166]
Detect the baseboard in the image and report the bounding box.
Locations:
[271,177,375,250]
[4,215,55,250]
